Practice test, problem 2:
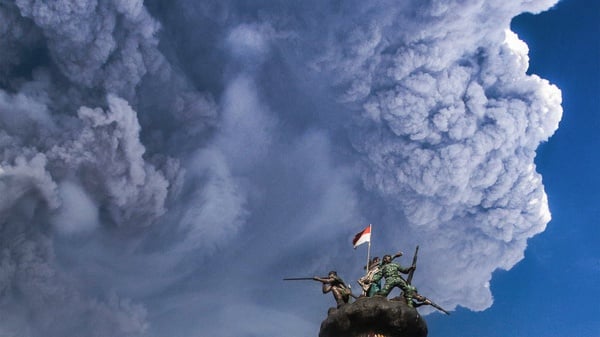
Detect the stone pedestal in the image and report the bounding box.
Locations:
[319,296,428,337]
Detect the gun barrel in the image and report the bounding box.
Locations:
[283,277,314,281]
[428,300,450,315]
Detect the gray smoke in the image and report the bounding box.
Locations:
[0,0,561,336]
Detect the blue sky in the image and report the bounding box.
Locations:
[429,0,600,336]
[0,0,597,336]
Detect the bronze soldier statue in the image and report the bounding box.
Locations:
[313,271,354,308]
[284,246,450,316]
[392,246,451,314]
[403,285,450,314]
[373,254,415,299]
[358,256,381,297]
[358,252,404,297]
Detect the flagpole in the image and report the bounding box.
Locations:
[366,224,372,277]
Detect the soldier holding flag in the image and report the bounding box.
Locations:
[358,257,381,296]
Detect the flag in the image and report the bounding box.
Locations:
[352,224,371,248]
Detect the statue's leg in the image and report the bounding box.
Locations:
[405,295,414,308]
[377,281,395,297]
[367,283,379,297]
[402,285,417,307]
[373,282,381,294]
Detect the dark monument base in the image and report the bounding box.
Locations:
[319,296,428,337]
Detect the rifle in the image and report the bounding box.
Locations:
[420,296,450,315]
[283,277,315,281]
[406,245,419,284]
[285,276,358,299]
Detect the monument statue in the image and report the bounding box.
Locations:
[313,271,354,308]
[402,285,450,315]
[373,253,415,299]
[358,256,381,296]
[358,252,405,297]
[284,271,355,308]
[284,224,451,337]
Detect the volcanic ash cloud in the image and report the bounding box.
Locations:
[0,0,562,336]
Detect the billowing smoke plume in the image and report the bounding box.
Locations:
[0,0,561,336]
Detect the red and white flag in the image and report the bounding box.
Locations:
[352,224,371,248]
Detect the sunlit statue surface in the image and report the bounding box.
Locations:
[284,271,355,308]
[313,271,354,308]
[358,256,382,297]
